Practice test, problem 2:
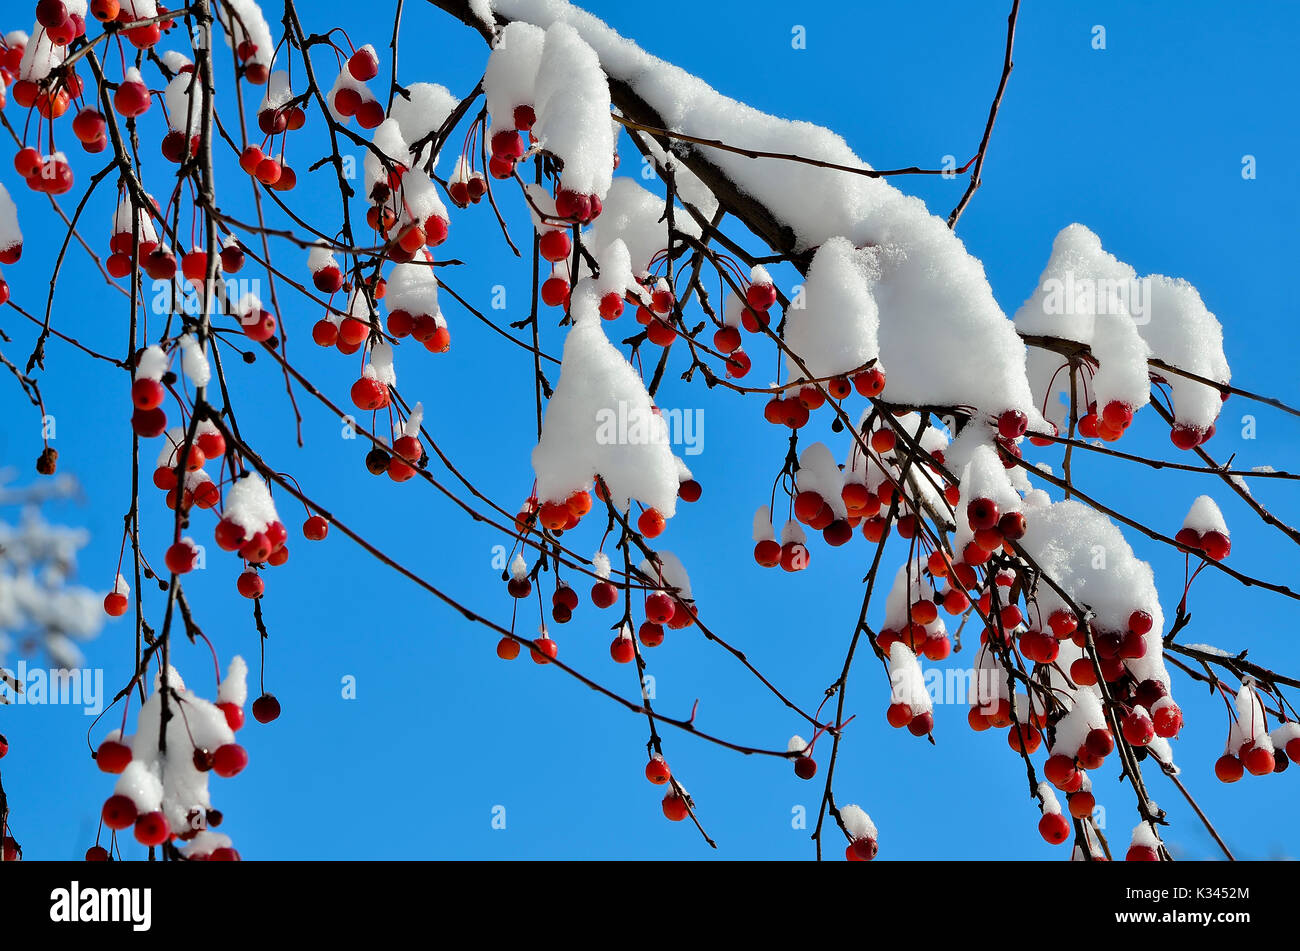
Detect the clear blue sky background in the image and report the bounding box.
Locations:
[2,0,1298,860]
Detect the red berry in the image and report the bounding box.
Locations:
[638,508,666,538]
[1200,530,1230,561]
[849,837,878,861]
[164,541,198,574]
[96,740,133,773]
[1243,745,1275,776]
[101,795,138,830]
[218,702,244,732]
[303,515,329,541]
[236,570,264,599]
[252,693,281,723]
[350,377,389,411]
[134,811,171,846]
[491,129,524,160]
[886,702,913,728]
[348,46,380,81]
[591,581,618,609]
[212,743,249,777]
[1215,753,1244,783]
[538,229,571,262]
[794,755,817,780]
[638,622,664,648]
[661,792,689,822]
[1038,812,1070,845]
[103,592,129,617]
[609,635,635,664]
[1170,424,1203,450]
[645,756,671,785]
[85,845,110,861]
[496,638,520,660]
[966,497,1000,531]
[997,410,1028,439]
[530,636,558,664]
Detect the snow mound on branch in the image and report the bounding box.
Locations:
[1228,682,1272,755]
[164,69,200,135]
[113,662,240,836]
[178,334,210,387]
[1019,495,1171,690]
[639,550,691,599]
[635,135,719,219]
[18,24,66,82]
[1014,225,1151,415]
[533,23,615,199]
[1141,276,1230,430]
[487,0,1037,419]
[783,237,879,381]
[594,238,635,299]
[1183,495,1227,535]
[840,804,877,842]
[113,196,159,245]
[531,283,677,516]
[385,252,441,317]
[216,0,275,73]
[222,473,279,537]
[259,70,293,114]
[581,178,698,277]
[888,642,932,715]
[0,184,22,254]
[795,443,845,518]
[484,21,546,134]
[390,82,459,164]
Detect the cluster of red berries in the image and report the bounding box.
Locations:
[1076,398,1136,443]
[1174,523,1231,562]
[876,602,952,662]
[384,304,450,353]
[885,699,934,738]
[361,431,424,483]
[331,45,384,127]
[447,165,488,208]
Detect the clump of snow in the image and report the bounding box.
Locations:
[484,22,546,134]
[1014,225,1151,416]
[1140,276,1229,430]
[532,23,615,199]
[135,345,169,382]
[1227,681,1272,754]
[164,68,200,135]
[0,184,21,253]
[216,0,275,73]
[887,641,932,715]
[178,334,210,387]
[639,550,691,599]
[486,0,1037,419]
[581,179,699,277]
[840,803,877,842]
[795,443,846,518]
[531,283,677,516]
[1183,495,1228,536]
[783,237,880,381]
[391,83,459,169]
[222,474,279,537]
[114,662,240,836]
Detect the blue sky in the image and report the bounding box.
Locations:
[1,0,1298,860]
